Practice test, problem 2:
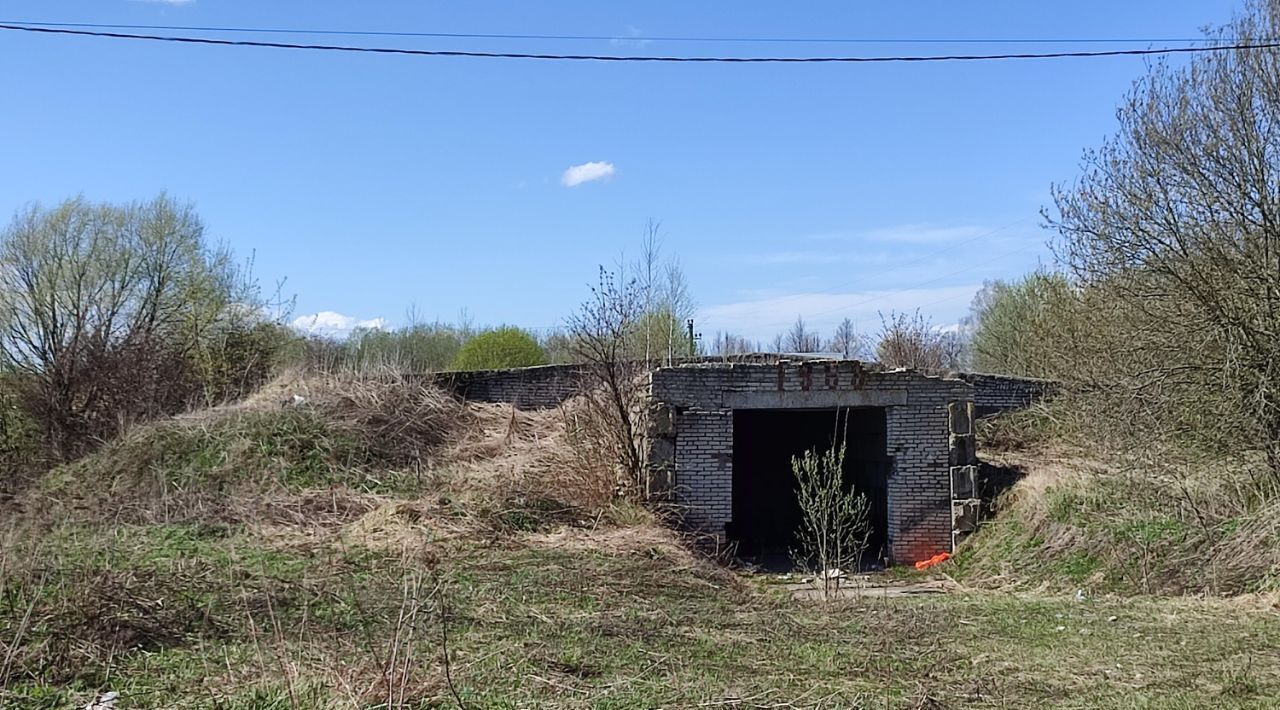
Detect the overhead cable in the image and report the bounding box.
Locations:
[2,23,1278,63]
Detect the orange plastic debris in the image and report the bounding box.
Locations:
[913,552,952,571]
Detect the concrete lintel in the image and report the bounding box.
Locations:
[723,389,907,409]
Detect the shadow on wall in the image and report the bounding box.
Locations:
[975,459,1025,518]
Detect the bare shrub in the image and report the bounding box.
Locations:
[566,267,648,491]
[792,438,872,600]
[315,370,465,466]
[443,396,617,522]
[0,194,277,462]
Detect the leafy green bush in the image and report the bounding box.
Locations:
[967,272,1081,378]
[0,194,284,462]
[450,327,546,371]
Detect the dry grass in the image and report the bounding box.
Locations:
[6,373,1280,707]
[0,369,634,708]
[958,435,1280,596]
[437,395,620,528]
[314,370,464,466]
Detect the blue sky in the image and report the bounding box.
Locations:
[0,1,1241,342]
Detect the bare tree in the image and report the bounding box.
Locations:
[632,220,697,364]
[769,332,785,354]
[1050,0,1280,473]
[711,331,757,356]
[784,315,822,353]
[566,266,646,487]
[636,219,662,362]
[874,311,964,371]
[827,318,866,360]
[662,257,696,361]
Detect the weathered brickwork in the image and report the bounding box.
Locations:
[434,364,583,409]
[439,358,1049,566]
[959,373,1054,417]
[648,360,972,564]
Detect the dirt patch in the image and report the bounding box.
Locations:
[523,524,689,558]
[785,576,962,601]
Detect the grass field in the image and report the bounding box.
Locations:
[4,376,1279,708]
[4,517,1280,709]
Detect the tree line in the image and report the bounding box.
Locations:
[709,311,966,372]
[8,0,1279,490]
[968,0,1280,479]
[0,202,698,483]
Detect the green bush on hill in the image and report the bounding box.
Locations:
[450,326,546,371]
[951,1,1280,597]
[967,272,1081,378]
[0,194,293,467]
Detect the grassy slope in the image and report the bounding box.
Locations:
[7,521,1280,709]
[4,379,1280,708]
[956,407,1280,597]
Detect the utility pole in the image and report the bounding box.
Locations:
[687,319,702,358]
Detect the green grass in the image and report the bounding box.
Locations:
[34,408,433,526]
[6,397,1280,708]
[957,435,1280,596]
[5,516,1280,709]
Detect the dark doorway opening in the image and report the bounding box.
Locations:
[728,408,889,569]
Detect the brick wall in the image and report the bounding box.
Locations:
[434,364,583,409]
[436,359,1048,565]
[957,373,1054,417]
[649,360,971,564]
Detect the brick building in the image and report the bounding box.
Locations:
[438,358,1047,566]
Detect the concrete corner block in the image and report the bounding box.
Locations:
[950,465,977,498]
[948,400,974,435]
[650,404,676,436]
[949,433,975,466]
[952,498,981,533]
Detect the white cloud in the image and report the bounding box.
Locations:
[610,26,652,48]
[700,284,982,342]
[828,224,994,245]
[291,311,390,339]
[738,251,853,266]
[561,161,616,187]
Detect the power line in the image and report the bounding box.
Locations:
[3,23,1279,63]
[0,20,1243,46]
